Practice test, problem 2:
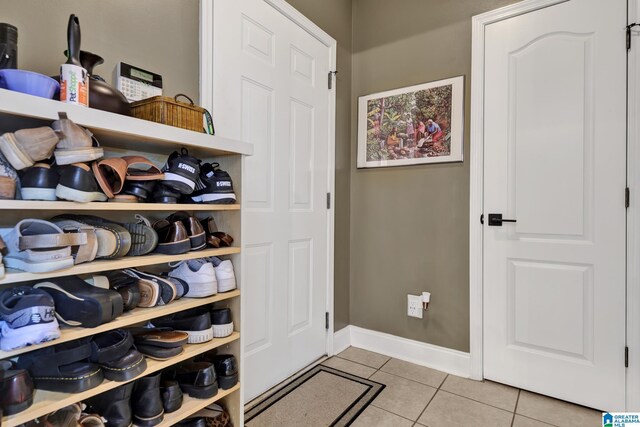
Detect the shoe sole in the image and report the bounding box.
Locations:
[155,239,191,255]
[124,223,159,256]
[0,133,34,170]
[3,396,34,416]
[216,278,237,293]
[191,193,237,204]
[175,327,214,344]
[54,147,104,165]
[190,232,206,251]
[162,172,195,194]
[101,353,147,382]
[33,366,104,393]
[55,184,108,203]
[212,322,234,338]
[4,255,74,273]
[133,411,164,427]
[21,187,57,201]
[130,270,176,305]
[137,280,160,308]
[179,382,218,399]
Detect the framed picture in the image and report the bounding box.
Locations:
[357,76,464,168]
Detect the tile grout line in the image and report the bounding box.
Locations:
[369,403,424,424]
[510,390,521,427]
[413,374,449,426]
[436,388,518,415]
[334,355,389,371]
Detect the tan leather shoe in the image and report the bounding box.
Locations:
[52,112,104,165]
[0,127,59,170]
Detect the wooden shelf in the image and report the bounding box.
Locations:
[2,333,240,427]
[0,89,253,158]
[0,247,240,285]
[158,384,240,426]
[0,201,241,211]
[0,290,240,359]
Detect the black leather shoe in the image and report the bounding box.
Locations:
[55,163,107,202]
[85,382,134,427]
[19,163,59,201]
[151,307,213,344]
[197,352,238,390]
[104,270,141,311]
[170,362,218,399]
[132,372,164,426]
[89,329,147,382]
[161,379,183,413]
[153,183,181,204]
[123,180,157,201]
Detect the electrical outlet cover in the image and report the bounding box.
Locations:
[408,294,423,319]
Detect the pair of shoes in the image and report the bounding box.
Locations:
[0,286,60,350]
[153,211,205,255]
[196,351,239,390]
[33,275,123,328]
[20,162,107,203]
[0,360,34,416]
[85,372,164,427]
[151,306,234,343]
[191,162,236,204]
[165,361,218,399]
[167,257,236,297]
[89,329,146,382]
[130,328,189,360]
[200,217,234,248]
[92,155,163,201]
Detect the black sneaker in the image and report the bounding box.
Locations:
[191,163,236,204]
[161,149,200,195]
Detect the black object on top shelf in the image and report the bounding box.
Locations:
[0,23,18,70]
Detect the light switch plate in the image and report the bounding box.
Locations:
[408,294,423,319]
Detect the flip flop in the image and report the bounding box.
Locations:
[122,156,164,181]
[91,157,127,199]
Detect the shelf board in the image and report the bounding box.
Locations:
[3,332,240,427]
[158,384,240,426]
[0,290,240,359]
[0,200,241,211]
[0,89,253,157]
[0,247,241,285]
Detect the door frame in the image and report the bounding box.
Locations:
[198,0,338,358]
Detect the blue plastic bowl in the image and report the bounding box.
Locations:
[0,69,60,99]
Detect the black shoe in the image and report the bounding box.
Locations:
[104,270,142,311]
[89,329,147,382]
[152,182,181,204]
[151,307,213,344]
[123,180,157,201]
[161,379,183,413]
[85,382,134,427]
[161,149,200,195]
[191,162,236,204]
[132,372,164,426]
[211,308,234,338]
[198,352,238,390]
[19,163,59,201]
[169,362,218,399]
[55,163,107,203]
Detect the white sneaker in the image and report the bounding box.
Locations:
[169,259,217,297]
[207,257,236,292]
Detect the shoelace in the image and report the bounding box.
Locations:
[134,214,151,226]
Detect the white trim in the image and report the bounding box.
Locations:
[469,0,568,382]
[347,326,471,378]
[199,0,213,112]
[333,326,351,355]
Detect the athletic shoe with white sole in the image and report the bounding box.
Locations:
[191,162,236,204]
[207,257,236,293]
[168,259,217,298]
[211,308,233,338]
[161,148,200,195]
[0,286,60,351]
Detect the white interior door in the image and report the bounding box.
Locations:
[483,0,627,411]
[210,0,331,401]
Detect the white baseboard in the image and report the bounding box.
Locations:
[334,325,471,378]
[333,326,351,354]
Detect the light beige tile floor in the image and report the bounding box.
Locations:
[329,347,603,427]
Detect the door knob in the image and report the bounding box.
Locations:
[488,213,517,226]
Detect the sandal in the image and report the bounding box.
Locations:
[199,217,234,248]
[122,156,164,181]
[34,275,124,328]
[89,329,147,382]
[16,338,104,393]
[54,214,132,259]
[50,218,99,265]
[2,219,84,273]
[92,158,127,199]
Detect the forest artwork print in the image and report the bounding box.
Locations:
[357,76,464,168]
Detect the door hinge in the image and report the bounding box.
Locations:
[626,187,630,208]
[628,23,640,50]
[327,192,331,209]
[325,312,330,330]
[626,346,629,367]
[328,71,338,89]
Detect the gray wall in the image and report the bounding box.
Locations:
[0,0,200,102]
[349,0,519,352]
[285,0,353,332]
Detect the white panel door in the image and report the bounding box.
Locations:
[211,0,330,400]
[483,0,627,411]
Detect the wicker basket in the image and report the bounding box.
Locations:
[131,94,204,132]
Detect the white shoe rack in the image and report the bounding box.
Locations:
[0,89,250,427]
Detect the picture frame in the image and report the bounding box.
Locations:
[357,75,464,168]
